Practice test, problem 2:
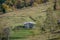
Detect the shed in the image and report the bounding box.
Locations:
[24,22,36,29]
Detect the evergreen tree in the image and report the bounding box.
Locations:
[0,0,6,4]
[0,0,6,13]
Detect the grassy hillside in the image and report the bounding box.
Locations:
[0,1,60,40]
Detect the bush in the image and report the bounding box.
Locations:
[34,0,43,4]
[2,3,12,12]
[15,0,25,9]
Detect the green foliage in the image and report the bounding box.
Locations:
[10,29,34,40]
[11,0,16,4]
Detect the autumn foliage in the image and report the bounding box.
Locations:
[0,0,48,13]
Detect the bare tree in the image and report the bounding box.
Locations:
[1,27,10,40]
[54,0,57,10]
[29,0,34,6]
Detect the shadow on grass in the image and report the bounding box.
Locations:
[9,37,26,39]
[48,38,60,40]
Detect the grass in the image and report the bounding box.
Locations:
[9,29,36,40]
[0,2,60,40]
[10,29,33,37]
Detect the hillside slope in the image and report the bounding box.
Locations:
[0,2,60,40]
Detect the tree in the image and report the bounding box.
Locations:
[0,0,6,4]
[54,0,57,10]
[0,0,6,13]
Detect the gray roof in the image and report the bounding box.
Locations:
[24,22,36,24]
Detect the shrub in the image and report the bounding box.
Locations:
[2,3,12,12]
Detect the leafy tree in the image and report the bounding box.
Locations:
[0,0,6,13]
